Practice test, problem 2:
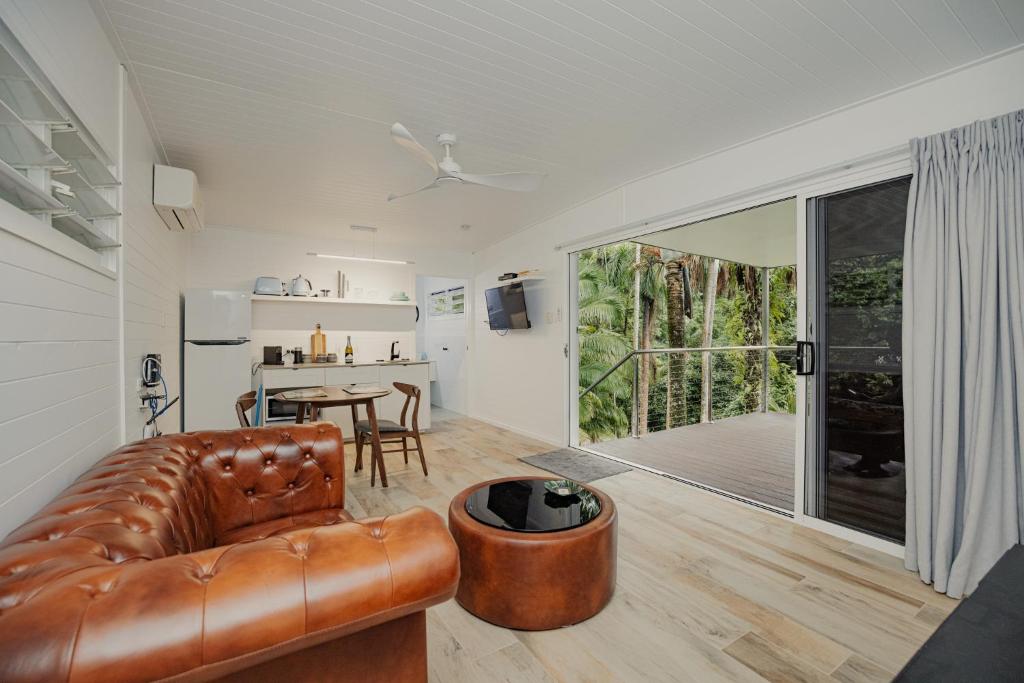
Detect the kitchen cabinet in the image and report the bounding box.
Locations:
[324,366,379,385]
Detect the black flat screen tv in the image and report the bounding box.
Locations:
[485,282,531,330]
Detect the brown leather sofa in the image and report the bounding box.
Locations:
[0,424,459,683]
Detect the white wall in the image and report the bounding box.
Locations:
[121,89,186,441]
[0,2,185,536]
[469,48,1024,446]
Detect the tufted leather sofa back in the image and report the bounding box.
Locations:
[193,425,345,538]
[0,424,344,617]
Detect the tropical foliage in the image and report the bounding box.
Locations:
[577,242,797,444]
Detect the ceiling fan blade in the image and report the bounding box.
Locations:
[387,180,440,202]
[390,122,439,175]
[449,171,545,192]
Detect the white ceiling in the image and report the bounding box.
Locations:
[639,198,796,267]
[93,0,1023,251]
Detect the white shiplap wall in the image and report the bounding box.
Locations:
[0,223,121,535]
[122,90,185,441]
[0,1,187,537]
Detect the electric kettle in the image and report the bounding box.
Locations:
[290,274,313,297]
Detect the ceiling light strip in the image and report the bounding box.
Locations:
[307,252,413,265]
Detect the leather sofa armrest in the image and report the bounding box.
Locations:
[0,507,459,683]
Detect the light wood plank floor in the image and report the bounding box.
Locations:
[342,411,955,683]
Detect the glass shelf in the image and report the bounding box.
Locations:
[55,170,119,219]
[0,51,64,124]
[0,97,65,168]
[0,156,64,212]
[51,127,118,186]
[52,211,119,250]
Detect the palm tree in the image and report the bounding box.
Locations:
[633,246,665,434]
[700,258,721,422]
[664,254,703,428]
[577,246,634,441]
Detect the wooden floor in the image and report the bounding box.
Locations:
[592,412,796,510]
[342,410,955,683]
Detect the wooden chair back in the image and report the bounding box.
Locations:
[235,390,258,427]
[393,382,421,432]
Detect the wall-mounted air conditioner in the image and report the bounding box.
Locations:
[153,164,203,232]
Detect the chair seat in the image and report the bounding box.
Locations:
[355,419,409,434]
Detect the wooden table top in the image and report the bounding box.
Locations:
[271,386,391,404]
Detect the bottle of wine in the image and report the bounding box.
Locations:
[344,335,354,364]
[311,323,326,359]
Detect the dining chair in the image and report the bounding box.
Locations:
[235,390,258,427]
[353,382,427,478]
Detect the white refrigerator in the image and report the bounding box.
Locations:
[183,289,252,432]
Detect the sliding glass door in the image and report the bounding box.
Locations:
[806,177,910,542]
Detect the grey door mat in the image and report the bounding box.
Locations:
[519,448,633,483]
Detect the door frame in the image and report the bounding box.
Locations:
[562,147,911,558]
[414,274,471,415]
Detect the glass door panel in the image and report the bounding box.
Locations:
[810,177,910,542]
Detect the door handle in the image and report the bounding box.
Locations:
[796,341,815,376]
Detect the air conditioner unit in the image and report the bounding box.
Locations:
[153,164,204,232]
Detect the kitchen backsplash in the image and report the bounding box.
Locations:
[253,329,416,364]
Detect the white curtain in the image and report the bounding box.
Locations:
[903,109,1024,598]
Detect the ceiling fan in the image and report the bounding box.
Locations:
[387,122,545,202]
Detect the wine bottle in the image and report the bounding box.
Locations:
[344,335,354,364]
[311,323,326,359]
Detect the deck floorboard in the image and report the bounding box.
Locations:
[589,412,796,510]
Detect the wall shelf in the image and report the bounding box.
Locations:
[251,294,414,307]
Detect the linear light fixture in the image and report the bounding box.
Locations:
[307,252,413,265]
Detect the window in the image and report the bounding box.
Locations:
[0,33,119,265]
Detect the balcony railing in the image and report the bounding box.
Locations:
[580,345,797,440]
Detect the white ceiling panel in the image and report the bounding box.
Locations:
[93,0,1022,250]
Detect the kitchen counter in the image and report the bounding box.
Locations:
[262,360,429,369]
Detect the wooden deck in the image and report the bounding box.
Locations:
[589,412,796,511]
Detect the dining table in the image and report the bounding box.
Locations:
[271,386,393,487]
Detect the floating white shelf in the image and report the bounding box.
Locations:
[251,294,415,307]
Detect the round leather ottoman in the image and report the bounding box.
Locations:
[448,476,617,631]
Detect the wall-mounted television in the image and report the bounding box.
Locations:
[485,282,531,330]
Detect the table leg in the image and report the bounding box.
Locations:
[295,402,307,424]
[350,404,362,472]
[310,404,320,422]
[365,399,388,488]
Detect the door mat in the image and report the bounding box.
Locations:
[519,448,632,483]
